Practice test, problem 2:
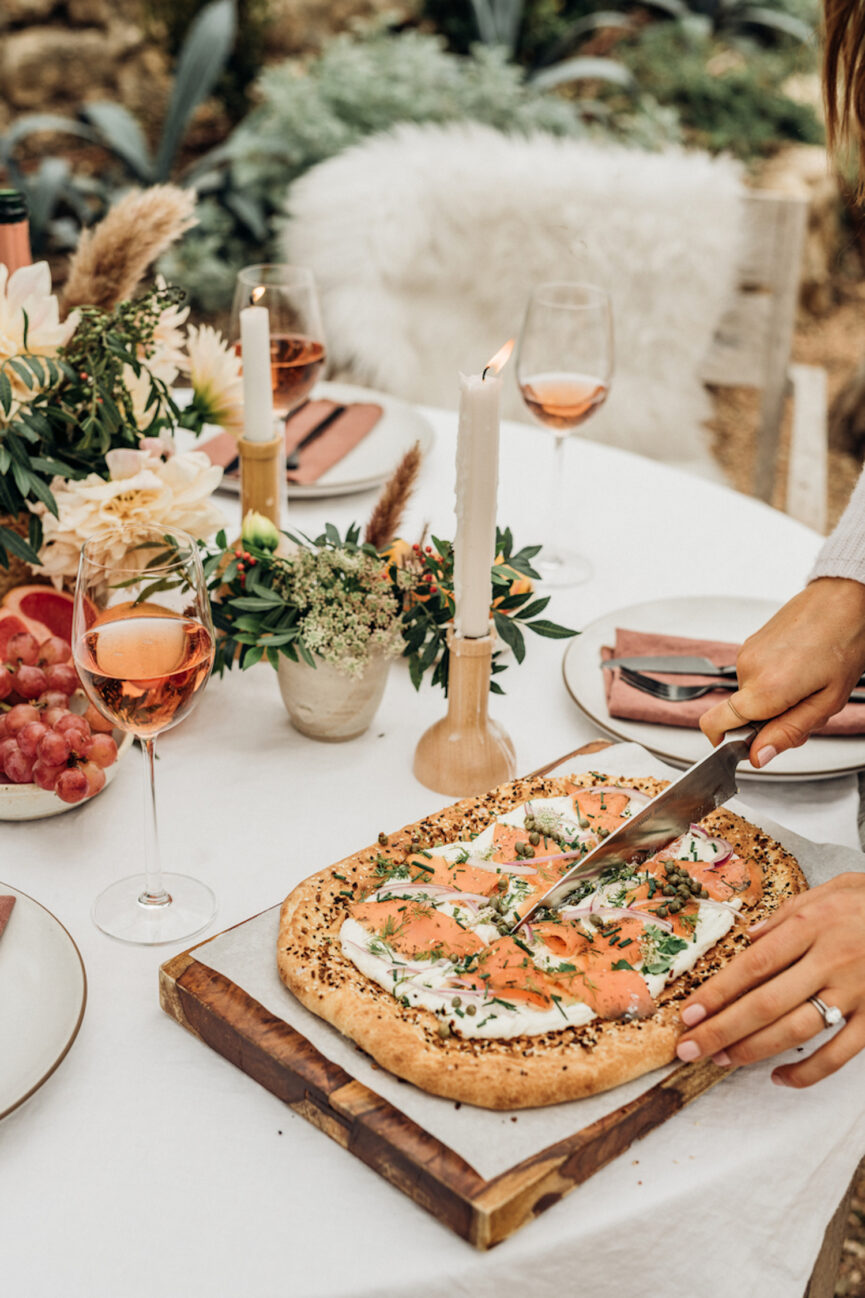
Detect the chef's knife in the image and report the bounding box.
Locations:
[602,654,737,676]
[511,724,758,929]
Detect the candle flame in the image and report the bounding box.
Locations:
[482,338,515,380]
[251,285,266,305]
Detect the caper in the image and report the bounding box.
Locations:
[656,905,668,917]
[497,877,508,891]
[466,1004,477,1017]
[377,832,388,846]
[590,914,606,927]
[689,880,701,894]
[515,841,528,854]
[700,887,709,898]
[438,1021,451,1039]
[669,900,682,913]
[663,887,676,897]
[452,996,462,1008]
[529,831,540,846]
[598,827,609,839]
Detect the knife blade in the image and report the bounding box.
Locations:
[511,724,758,929]
[603,655,737,676]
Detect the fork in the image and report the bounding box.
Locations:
[620,666,865,705]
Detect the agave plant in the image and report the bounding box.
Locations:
[0,0,264,257]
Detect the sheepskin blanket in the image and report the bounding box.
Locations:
[282,123,745,475]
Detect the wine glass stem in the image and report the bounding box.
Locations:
[140,737,170,908]
[550,434,569,563]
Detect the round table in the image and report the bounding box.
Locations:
[3,411,863,1298]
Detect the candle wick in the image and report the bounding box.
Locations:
[482,366,490,381]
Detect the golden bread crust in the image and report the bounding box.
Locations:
[278,772,807,1109]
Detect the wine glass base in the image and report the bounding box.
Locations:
[92,873,216,945]
[535,551,593,588]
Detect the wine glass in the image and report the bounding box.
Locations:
[515,281,614,587]
[230,264,327,418]
[72,526,216,945]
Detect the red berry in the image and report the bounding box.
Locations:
[6,704,40,735]
[43,663,78,696]
[55,714,91,738]
[55,767,88,803]
[429,584,438,594]
[32,758,65,791]
[4,748,34,783]
[18,721,48,758]
[6,631,39,665]
[0,736,18,774]
[0,670,13,702]
[83,703,114,734]
[38,729,71,766]
[42,706,69,728]
[37,636,72,667]
[13,665,48,700]
[87,733,118,769]
[80,760,106,797]
[38,690,69,710]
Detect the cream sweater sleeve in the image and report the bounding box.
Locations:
[809,465,865,583]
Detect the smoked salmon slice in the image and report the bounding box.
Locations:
[350,898,484,959]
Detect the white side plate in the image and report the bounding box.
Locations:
[563,594,865,781]
[0,884,86,1119]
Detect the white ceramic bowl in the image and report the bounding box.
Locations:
[0,729,134,821]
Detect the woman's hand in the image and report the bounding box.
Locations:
[676,874,865,1086]
[700,578,865,767]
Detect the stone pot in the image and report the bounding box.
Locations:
[276,652,390,742]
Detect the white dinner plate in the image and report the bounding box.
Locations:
[563,594,865,781]
[188,381,436,500]
[0,883,86,1119]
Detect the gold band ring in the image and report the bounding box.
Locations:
[727,699,748,724]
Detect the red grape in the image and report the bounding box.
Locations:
[0,670,13,702]
[43,663,78,696]
[17,721,48,757]
[82,702,114,734]
[80,761,106,797]
[4,748,35,783]
[37,636,72,666]
[42,706,69,728]
[6,704,40,735]
[0,736,18,774]
[6,631,39,665]
[32,758,65,791]
[55,713,91,738]
[87,733,118,769]
[55,767,88,803]
[37,690,69,710]
[13,665,48,700]
[37,729,71,766]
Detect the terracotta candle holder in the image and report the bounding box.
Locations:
[413,629,517,797]
[239,434,283,530]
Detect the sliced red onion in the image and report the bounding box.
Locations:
[495,860,547,875]
[521,922,534,943]
[560,904,675,933]
[696,897,742,915]
[367,881,491,906]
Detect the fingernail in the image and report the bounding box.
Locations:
[756,745,778,768]
[681,1004,707,1027]
[677,1040,701,1062]
[771,1072,790,1087]
[712,1050,731,1066]
[748,920,767,935]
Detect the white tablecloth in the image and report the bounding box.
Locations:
[2,411,862,1298]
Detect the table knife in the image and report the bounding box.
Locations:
[602,655,737,676]
[511,725,758,929]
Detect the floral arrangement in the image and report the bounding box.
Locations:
[0,186,239,577]
[207,504,576,694]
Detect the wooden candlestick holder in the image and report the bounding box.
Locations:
[413,630,516,797]
[239,434,284,530]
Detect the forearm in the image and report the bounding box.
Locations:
[809,464,865,584]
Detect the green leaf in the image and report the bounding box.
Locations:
[525,619,578,639]
[493,610,526,663]
[242,644,264,669]
[531,55,636,92]
[295,638,316,668]
[0,524,41,566]
[230,594,284,611]
[155,0,237,180]
[514,596,550,620]
[7,358,35,389]
[0,370,11,413]
[82,101,154,180]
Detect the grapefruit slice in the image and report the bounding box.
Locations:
[0,585,96,645]
[0,612,29,661]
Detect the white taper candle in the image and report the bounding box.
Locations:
[240,304,274,442]
[454,364,505,639]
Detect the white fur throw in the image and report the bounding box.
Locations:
[282,123,744,474]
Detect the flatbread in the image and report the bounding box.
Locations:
[278,771,807,1110]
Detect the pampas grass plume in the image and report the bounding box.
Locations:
[62,185,197,315]
[365,441,422,551]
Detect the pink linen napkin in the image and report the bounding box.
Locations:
[197,401,384,486]
[0,895,15,940]
[601,627,865,735]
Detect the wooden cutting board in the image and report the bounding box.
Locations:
[159,741,731,1250]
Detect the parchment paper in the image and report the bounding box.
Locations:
[191,742,863,1180]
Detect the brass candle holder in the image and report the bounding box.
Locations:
[239,434,284,530]
[413,628,517,797]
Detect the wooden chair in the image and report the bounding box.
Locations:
[700,191,828,533]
